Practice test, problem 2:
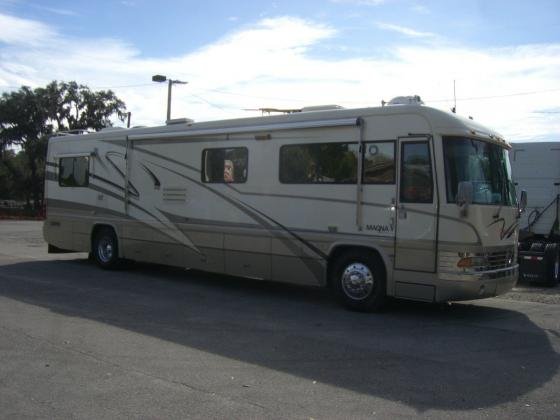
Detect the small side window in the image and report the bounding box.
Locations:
[202,147,248,183]
[363,141,395,184]
[400,142,433,203]
[58,156,89,187]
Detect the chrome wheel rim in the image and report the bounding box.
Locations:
[97,237,114,263]
[341,262,374,300]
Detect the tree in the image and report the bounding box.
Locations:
[0,81,127,210]
[0,149,16,199]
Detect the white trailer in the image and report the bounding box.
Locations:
[44,98,522,311]
[510,142,560,286]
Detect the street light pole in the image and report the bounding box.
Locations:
[167,79,172,122]
[152,74,188,122]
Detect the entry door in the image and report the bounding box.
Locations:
[394,137,438,272]
[360,140,398,238]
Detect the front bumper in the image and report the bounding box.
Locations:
[436,265,518,302]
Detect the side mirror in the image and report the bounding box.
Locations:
[518,189,527,215]
[457,181,473,217]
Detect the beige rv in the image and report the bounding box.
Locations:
[43,98,522,311]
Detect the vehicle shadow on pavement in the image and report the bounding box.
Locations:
[1,257,558,413]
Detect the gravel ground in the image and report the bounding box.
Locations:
[501,282,560,305]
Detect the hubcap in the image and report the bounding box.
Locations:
[341,262,374,300]
[97,237,113,263]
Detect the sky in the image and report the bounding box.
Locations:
[0,0,559,141]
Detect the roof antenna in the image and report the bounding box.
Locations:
[451,80,457,113]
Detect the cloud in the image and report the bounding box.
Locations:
[411,4,430,14]
[0,12,558,142]
[376,22,436,38]
[0,13,57,46]
[32,4,77,16]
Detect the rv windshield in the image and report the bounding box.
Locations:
[443,136,515,205]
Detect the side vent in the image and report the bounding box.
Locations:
[163,187,187,202]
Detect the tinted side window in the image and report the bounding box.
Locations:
[400,142,433,203]
[202,147,248,183]
[280,143,359,184]
[363,141,395,184]
[59,156,89,187]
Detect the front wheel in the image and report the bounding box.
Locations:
[330,250,387,312]
[92,227,121,269]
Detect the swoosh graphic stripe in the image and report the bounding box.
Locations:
[234,198,328,260]
[88,183,202,255]
[134,146,200,173]
[90,173,125,194]
[147,161,326,274]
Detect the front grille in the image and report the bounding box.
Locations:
[439,246,516,277]
[473,248,516,272]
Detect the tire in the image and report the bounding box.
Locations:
[544,243,559,287]
[92,227,121,269]
[330,249,387,312]
[518,241,531,252]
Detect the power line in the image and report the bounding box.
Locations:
[195,87,312,103]
[0,82,157,91]
[426,88,560,103]
[89,83,155,89]
[189,92,231,111]
[3,81,559,106]
[192,86,560,106]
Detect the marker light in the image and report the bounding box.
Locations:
[457,257,473,268]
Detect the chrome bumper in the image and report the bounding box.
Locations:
[439,264,519,281]
[436,265,518,302]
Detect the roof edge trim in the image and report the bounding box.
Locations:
[128,117,360,141]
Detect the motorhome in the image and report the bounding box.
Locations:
[43,97,522,311]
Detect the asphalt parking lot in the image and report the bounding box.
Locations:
[1,221,560,419]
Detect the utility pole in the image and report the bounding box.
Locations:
[452,80,457,113]
[166,80,173,122]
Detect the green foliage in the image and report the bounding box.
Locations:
[0,149,16,199]
[0,149,32,203]
[317,143,358,183]
[0,81,127,210]
[43,81,127,132]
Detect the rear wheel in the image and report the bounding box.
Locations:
[330,249,386,312]
[92,227,121,269]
